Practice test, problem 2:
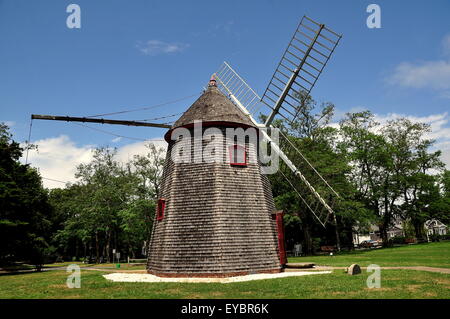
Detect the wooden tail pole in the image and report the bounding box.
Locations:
[31,114,172,129]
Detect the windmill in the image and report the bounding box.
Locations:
[30,15,342,276]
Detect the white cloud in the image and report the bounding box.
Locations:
[111,137,122,143]
[387,34,450,98]
[115,140,167,164]
[372,112,450,141]
[136,40,190,56]
[190,20,237,39]
[387,60,450,91]
[23,135,94,189]
[22,135,167,189]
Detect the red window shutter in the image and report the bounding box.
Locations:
[157,199,165,221]
[229,144,247,166]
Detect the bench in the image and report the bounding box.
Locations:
[320,245,336,252]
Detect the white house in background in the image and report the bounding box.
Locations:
[352,218,405,246]
[424,219,448,238]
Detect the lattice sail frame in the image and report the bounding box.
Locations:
[215,61,263,118]
[261,15,342,126]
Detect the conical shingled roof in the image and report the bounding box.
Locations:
[172,86,255,128]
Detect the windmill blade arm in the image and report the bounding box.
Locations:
[214,62,265,118]
[31,114,172,129]
[261,129,335,218]
[261,16,342,126]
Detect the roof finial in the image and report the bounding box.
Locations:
[208,74,217,87]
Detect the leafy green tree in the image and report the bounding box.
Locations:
[429,170,450,225]
[263,94,368,253]
[0,123,53,270]
[339,112,445,245]
[49,142,165,261]
[339,111,400,246]
[382,118,444,240]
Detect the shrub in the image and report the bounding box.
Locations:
[312,238,322,253]
[390,236,406,245]
[430,234,441,242]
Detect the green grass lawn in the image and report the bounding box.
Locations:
[289,241,450,268]
[0,242,449,299]
[0,268,449,299]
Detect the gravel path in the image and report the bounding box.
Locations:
[103,270,333,283]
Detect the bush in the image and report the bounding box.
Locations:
[430,234,441,242]
[391,236,406,245]
[312,238,322,253]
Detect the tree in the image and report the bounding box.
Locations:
[339,111,401,246]
[132,143,165,199]
[383,118,443,239]
[49,142,165,261]
[264,94,367,254]
[339,112,445,245]
[0,123,53,270]
[429,170,450,225]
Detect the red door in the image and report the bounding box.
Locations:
[275,211,287,266]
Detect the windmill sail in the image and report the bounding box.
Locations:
[214,61,340,227]
[215,61,264,119]
[261,15,342,126]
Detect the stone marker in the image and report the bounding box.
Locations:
[347,264,361,275]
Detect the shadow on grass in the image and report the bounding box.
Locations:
[0,270,42,277]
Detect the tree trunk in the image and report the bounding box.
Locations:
[382,196,392,247]
[75,240,79,261]
[303,224,313,255]
[412,218,424,241]
[379,223,389,247]
[298,211,314,255]
[95,232,100,263]
[106,230,111,263]
[332,213,341,252]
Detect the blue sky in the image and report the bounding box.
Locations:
[1,0,450,186]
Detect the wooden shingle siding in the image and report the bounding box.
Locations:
[146,87,282,276]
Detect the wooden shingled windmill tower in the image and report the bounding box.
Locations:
[30,16,342,277]
[145,77,282,277]
[146,15,342,277]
